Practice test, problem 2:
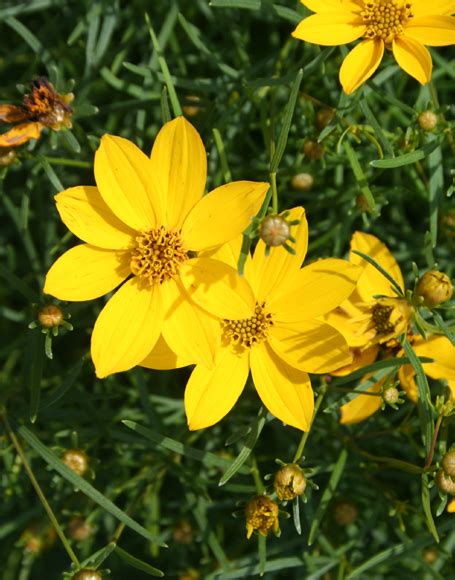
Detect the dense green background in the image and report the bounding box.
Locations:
[1,0,454,578]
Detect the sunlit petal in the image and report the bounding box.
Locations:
[340,38,384,94]
[405,16,455,46]
[292,13,365,46]
[392,36,432,85]
[140,334,193,370]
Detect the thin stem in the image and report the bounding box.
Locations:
[293,385,327,463]
[2,413,80,568]
[251,456,265,495]
[269,171,278,214]
[425,414,443,469]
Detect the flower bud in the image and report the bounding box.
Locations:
[0,148,16,167]
[245,495,280,539]
[442,449,455,478]
[172,520,193,544]
[291,172,314,192]
[303,139,324,160]
[333,500,358,526]
[62,449,89,477]
[316,108,335,130]
[273,464,306,501]
[415,270,453,308]
[422,547,438,563]
[182,95,201,117]
[418,111,438,131]
[73,571,102,580]
[68,517,92,541]
[383,386,400,406]
[38,304,64,328]
[436,469,455,496]
[259,215,290,247]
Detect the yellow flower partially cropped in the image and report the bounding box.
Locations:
[177,207,361,431]
[44,116,269,378]
[292,1,455,94]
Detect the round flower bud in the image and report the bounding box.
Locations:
[38,304,64,328]
[73,571,102,580]
[418,111,438,131]
[316,108,335,130]
[182,96,201,117]
[259,215,290,247]
[291,172,314,192]
[436,469,455,496]
[333,500,358,526]
[415,270,453,308]
[62,449,89,477]
[68,517,92,541]
[442,449,455,478]
[179,571,199,580]
[0,148,17,167]
[422,547,438,564]
[172,520,193,544]
[303,139,325,160]
[273,464,306,501]
[245,495,279,539]
[383,386,400,406]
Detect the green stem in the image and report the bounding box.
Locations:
[269,171,278,214]
[293,385,327,463]
[251,456,265,495]
[2,413,80,568]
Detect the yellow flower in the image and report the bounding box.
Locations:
[325,232,455,424]
[292,1,455,94]
[245,496,280,539]
[177,207,361,431]
[44,117,269,377]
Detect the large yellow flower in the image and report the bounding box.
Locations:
[326,232,455,424]
[44,117,269,378]
[177,207,361,431]
[292,1,455,94]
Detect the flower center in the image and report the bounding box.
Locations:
[129,226,188,286]
[222,302,273,348]
[371,302,395,335]
[362,0,413,42]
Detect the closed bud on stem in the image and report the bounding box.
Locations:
[68,517,92,541]
[291,172,314,192]
[418,111,438,131]
[422,547,438,564]
[333,500,358,526]
[442,449,455,478]
[273,463,306,501]
[182,96,201,117]
[62,449,89,477]
[38,304,64,328]
[436,469,455,496]
[73,571,102,580]
[259,215,290,247]
[245,495,280,539]
[172,520,193,544]
[316,108,335,130]
[303,139,325,160]
[383,386,400,406]
[415,270,453,308]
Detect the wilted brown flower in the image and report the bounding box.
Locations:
[274,464,306,501]
[245,495,280,539]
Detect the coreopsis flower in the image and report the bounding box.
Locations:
[325,232,455,424]
[0,78,73,147]
[178,207,361,431]
[44,117,268,377]
[292,1,455,94]
[245,495,280,539]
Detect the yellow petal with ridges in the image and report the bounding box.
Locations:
[392,36,432,85]
[340,38,384,95]
[55,186,137,249]
[252,207,307,301]
[44,245,130,301]
[179,258,255,319]
[91,278,163,378]
[161,279,220,369]
[292,13,365,46]
[181,181,269,252]
[411,0,455,17]
[405,16,455,45]
[413,335,455,381]
[268,320,351,373]
[150,116,207,229]
[398,364,418,402]
[185,346,249,430]
[250,342,314,431]
[140,334,193,370]
[323,294,371,349]
[331,345,380,377]
[300,0,357,14]
[270,259,361,322]
[340,383,382,424]
[94,135,160,231]
[350,231,404,301]
[201,235,255,283]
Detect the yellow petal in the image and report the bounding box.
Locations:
[0,104,28,122]
[181,181,269,252]
[268,320,351,373]
[331,345,379,377]
[292,13,365,46]
[323,294,371,349]
[448,379,455,400]
[161,279,220,369]
[411,0,455,17]
[250,342,314,431]
[405,16,455,45]
[350,231,404,301]
[140,334,193,370]
[0,122,43,147]
[150,116,207,229]
[448,498,455,513]
[340,382,382,424]
[252,207,307,301]
[271,258,361,321]
[398,363,418,402]
[413,335,455,381]
[185,346,249,430]
[392,36,432,85]
[55,186,136,249]
[179,258,255,319]
[340,38,384,95]
[44,245,130,301]
[94,135,159,231]
[91,278,163,378]
[300,0,358,13]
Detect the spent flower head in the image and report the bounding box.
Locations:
[245,495,280,539]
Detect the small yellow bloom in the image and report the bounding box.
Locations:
[178,207,361,431]
[292,1,455,94]
[44,116,269,377]
[245,495,280,539]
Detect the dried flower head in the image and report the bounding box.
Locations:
[303,139,324,160]
[274,463,306,501]
[62,449,89,477]
[334,500,359,526]
[415,270,453,308]
[245,495,280,539]
[442,449,455,478]
[436,469,455,496]
[38,304,64,329]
